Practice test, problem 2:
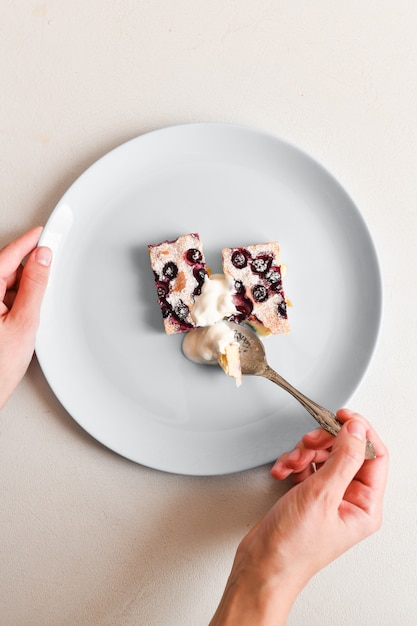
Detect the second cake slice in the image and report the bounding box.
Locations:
[222,242,290,335]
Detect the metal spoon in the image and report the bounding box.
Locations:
[227,322,376,460]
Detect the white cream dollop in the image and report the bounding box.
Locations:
[191,273,237,326]
[182,322,237,364]
[183,275,242,385]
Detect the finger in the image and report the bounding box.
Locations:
[271,426,334,479]
[12,263,24,289]
[348,426,388,497]
[270,445,330,479]
[270,414,367,482]
[8,246,52,332]
[0,227,43,279]
[270,461,293,480]
[336,408,371,428]
[5,269,20,291]
[291,464,317,484]
[313,419,368,505]
[327,410,389,519]
[271,446,314,477]
[281,433,333,467]
[337,407,387,464]
[302,427,335,450]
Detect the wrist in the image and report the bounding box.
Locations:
[209,559,301,626]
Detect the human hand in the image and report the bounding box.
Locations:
[210,410,388,625]
[0,227,52,410]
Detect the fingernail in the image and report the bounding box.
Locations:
[347,420,366,441]
[35,246,52,267]
[271,461,293,479]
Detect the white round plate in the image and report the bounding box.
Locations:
[36,123,382,475]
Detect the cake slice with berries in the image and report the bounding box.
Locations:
[148,233,208,334]
[222,242,290,335]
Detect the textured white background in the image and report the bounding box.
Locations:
[1,1,416,624]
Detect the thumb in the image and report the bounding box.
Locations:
[316,419,367,502]
[9,246,52,331]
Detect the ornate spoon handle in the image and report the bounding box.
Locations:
[262,365,376,460]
